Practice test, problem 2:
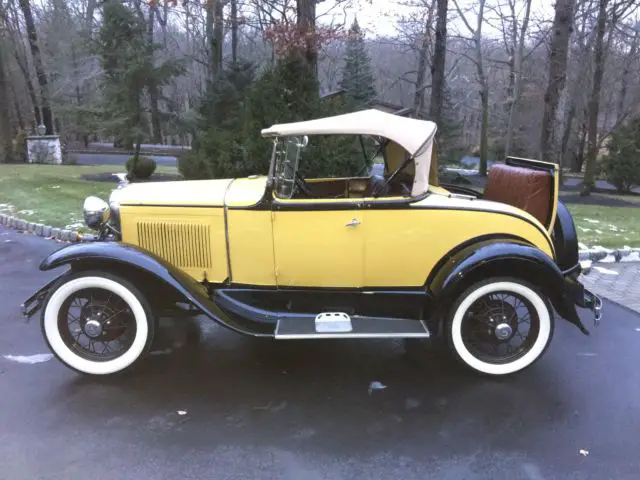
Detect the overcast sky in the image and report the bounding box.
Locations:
[317,0,557,38]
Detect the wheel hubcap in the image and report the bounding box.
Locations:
[84,319,103,338]
[494,322,512,340]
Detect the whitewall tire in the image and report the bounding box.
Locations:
[446,278,553,376]
[41,271,155,375]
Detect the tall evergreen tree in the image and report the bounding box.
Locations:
[339,19,376,107]
[244,54,364,179]
[96,0,183,156]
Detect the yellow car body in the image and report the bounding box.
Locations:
[24,109,602,377]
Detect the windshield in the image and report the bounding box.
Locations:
[274,136,306,198]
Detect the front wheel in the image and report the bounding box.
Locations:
[41,270,155,375]
[446,277,554,376]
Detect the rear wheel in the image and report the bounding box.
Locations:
[445,278,553,376]
[41,271,155,375]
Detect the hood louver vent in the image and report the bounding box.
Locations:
[136,221,212,269]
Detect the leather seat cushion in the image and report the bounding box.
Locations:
[483,164,552,225]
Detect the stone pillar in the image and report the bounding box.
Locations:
[25,135,62,164]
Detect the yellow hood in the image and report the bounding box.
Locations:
[110,176,268,208]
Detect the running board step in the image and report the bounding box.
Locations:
[275,314,430,340]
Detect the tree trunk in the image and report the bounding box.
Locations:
[617,29,638,123]
[207,0,223,83]
[539,0,575,163]
[231,0,238,66]
[297,0,317,75]
[581,0,607,196]
[560,101,576,178]
[474,0,488,176]
[0,43,15,162]
[10,83,25,132]
[18,0,53,135]
[574,119,587,173]
[147,7,162,144]
[428,0,447,125]
[412,23,430,117]
[505,0,532,156]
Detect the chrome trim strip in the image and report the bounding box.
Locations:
[222,179,236,284]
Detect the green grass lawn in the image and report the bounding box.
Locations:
[0,164,176,230]
[567,204,640,249]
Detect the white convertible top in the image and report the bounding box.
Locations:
[261,109,437,196]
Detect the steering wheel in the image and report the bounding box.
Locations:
[294,172,319,198]
[372,156,413,197]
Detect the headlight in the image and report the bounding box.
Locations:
[83,196,110,230]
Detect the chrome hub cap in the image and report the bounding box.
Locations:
[84,319,103,338]
[494,323,513,340]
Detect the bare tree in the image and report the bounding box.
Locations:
[18,0,54,134]
[429,0,448,125]
[297,0,317,73]
[539,0,575,163]
[453,0,489,175]
[582,0,636,195]
[494,0,533,156]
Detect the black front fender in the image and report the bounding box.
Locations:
[428,239,589,334]
[38,242,272,336]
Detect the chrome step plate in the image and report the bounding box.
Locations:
[275,316,430,340]
[315,312,353,333]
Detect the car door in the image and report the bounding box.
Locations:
[361,197,423,288]
[271,199,364,288]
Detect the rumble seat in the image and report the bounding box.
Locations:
[483,163,552,226]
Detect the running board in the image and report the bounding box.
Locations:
[275,314,430,340]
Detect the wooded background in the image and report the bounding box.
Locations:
[1,0,639,193]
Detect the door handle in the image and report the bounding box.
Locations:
[345,218,361,227]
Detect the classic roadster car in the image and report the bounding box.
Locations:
[22,109,601,377]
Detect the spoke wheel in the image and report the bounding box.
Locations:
[58,288,138,362]
[461,292,539,365]
[446,278,553,376]
[42,271,155,376]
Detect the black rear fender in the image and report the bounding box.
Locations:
[428,239,588,335]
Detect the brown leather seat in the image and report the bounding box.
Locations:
[483,163,552,226]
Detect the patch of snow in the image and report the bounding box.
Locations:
[578,242,589,250]
[368,381,387,394]
[579,449,589,457]
[599,255,616,263]
[577,227,591,232]
[595,229,603,234]
[65,222,84,230]
[445,167,478,175]
[584,218,600,224]
[177,410,187,416]
[50,185,60,189]
[18,210,35,216]
[621,252,640,262]
[592,266,619,275]
[580,260,593,269]
[3,353,53,364]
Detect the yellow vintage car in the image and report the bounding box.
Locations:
[22,109,601,377]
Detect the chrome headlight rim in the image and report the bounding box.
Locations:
[83,196,110,230]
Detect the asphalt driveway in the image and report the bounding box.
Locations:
[0,226,638,479]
